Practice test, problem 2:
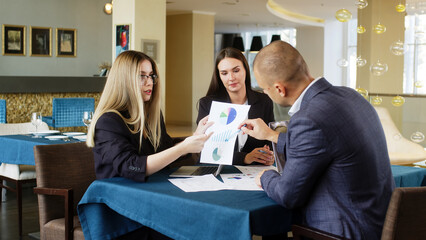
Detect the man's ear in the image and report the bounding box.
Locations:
[273,82,286,97]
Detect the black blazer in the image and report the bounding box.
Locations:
[197,90,275,165]
[92,111,173,182]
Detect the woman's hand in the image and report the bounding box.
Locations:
[181,132,213,154]
[194,115,214,136]
[244,145,274,165]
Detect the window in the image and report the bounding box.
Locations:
[404,14,426,94]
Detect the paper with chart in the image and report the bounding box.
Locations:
[168,175,233,192]
[220,173,263,191]
[200,101,250,165]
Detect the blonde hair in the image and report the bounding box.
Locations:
[86,50,162,151]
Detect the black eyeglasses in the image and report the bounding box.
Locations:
[139,74,158,85]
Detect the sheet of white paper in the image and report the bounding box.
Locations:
[201,101,251,165]
[220,173,263,191]
[235,165,277,177]
[168,174,233,192]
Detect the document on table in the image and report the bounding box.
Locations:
[168,174,233,192]
[200,101,250,165]
[235,165,277,177]
[220,173,263,191]
[220,166,277,191]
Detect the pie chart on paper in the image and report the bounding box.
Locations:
[212,147,221,161]
[219,107,237,125]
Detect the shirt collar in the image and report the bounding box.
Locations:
[288,77,322,117]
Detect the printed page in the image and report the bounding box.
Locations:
[200,101,250,165]
[220,173,263,191]
[168,174,233,192]
[235,165,277,177]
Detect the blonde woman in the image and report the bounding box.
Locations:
[87,50,212,182]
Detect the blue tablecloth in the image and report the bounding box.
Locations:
[78,165,426,240]
[0,134,80,165]
[391,165,426,187]
[78,167,292,240]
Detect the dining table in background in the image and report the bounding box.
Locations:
[0,134,83,165]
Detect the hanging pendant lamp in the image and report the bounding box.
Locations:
[250,36,263,52]
[232,36,245,52]
[270,34,281,43]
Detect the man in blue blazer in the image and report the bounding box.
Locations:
[240,41,395,239]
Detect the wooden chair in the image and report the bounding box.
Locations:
[381,187,426,240]
[33,142,96,240]
[0,122,49,238]
[292,187,426,240]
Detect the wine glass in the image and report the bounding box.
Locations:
[83,111,93,129]
[31,112,43,138]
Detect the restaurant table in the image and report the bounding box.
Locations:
[0,134,82,165]
[391,165,426,187]
[78,166,292,240]
[78,165,426,240]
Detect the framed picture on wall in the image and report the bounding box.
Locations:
[115,24,131,58]
[2,24,26,56]
[56,28,76,57]
[141,39,160,63]
[30,26,52,57]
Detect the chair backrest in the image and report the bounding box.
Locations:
[34,142,96,238]
[381,187,426,240]
[52,98,95,127]
[0,99,6,123]
[0,122,49,136]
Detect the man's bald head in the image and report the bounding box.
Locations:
[253,41,311,86]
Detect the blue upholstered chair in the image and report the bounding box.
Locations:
[43,98,95,128]
[0,99,6,123]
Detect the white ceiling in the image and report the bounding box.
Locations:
[166,0,357,33]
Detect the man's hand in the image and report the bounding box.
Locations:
[255,169,271,188]
[239,118,279,143]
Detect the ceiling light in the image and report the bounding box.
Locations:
[104,2,113,15]
[270,34,281,43]
[232,36,245,52]
[250,36,263,52]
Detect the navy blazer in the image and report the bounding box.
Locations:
[92,112,173,182]
[197,90,275,165]
[261,78,395,239]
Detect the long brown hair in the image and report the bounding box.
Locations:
[205,47,253,98]
[87,50,162,151]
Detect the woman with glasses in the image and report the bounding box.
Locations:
[197,47,275,166]
[87,50,212,184]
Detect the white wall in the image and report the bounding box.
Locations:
[0,0,112,76]
[296,26,324,79]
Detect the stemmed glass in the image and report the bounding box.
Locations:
[83,111,93,129]
[31,112,43,138]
